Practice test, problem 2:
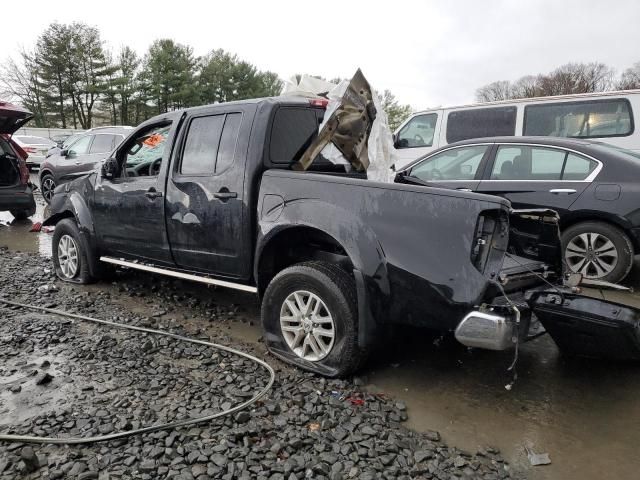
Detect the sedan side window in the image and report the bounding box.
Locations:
[396,114,438,148]
[491,146,566,180]
[68,135,92,156]
[410,145,488,181]
[563,153,598,180]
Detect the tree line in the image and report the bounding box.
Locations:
[475,61,640,102]
[0,23,283,129]
[1,22,414,132]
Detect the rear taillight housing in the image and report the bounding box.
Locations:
[17,158,29,185]
[309,98,329,108]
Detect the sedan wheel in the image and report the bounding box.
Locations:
[41,175,56,204]
[280,290,336,362]
[57,234,79,279]
[565,232,619,279]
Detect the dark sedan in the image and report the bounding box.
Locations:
[39,126,133,204]
[396,136,640,283]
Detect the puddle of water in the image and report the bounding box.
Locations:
[0,179,52,257]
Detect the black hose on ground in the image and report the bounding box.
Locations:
[0,298,276,445]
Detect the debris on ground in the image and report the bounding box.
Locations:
[526,446,552,466]
[0,251,521,479]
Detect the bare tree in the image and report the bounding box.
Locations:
[475,80,511,102]
[0,50,47,126]
[618,62,640,90]
[510,75,539,99]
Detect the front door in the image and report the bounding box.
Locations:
[393,112,441,168]
[165,107,250,278]
[476,144,595,215]
[93,121,175,264]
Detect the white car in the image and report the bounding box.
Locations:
[12,135,56,171]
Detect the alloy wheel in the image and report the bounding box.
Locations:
[280,290,336,362]
[565,232,618,279]
[57,234,79,279]
[42,177,56,203]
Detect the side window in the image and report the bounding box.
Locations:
[410,145,488,181]
[491,146,566,180]
[216,113,242,173]
[122,123,172,177]
[68,135,92,155]
[524,99,633,138]
[179,113,242,175]
[396,113,438,148]
[563,153,597,180]
[446,107,517,143]
[89,134,115,154]
[181,115,225,175]
[270,108,318,164]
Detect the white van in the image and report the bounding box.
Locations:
[393,90,640,168]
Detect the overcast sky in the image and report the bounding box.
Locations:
[2,0,639,110]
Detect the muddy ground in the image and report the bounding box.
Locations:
[1,186,640,479]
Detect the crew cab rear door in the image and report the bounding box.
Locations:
[165,104,254,278]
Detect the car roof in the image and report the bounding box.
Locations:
[445,136,594,148]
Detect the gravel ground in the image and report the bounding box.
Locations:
[0,249,519,479]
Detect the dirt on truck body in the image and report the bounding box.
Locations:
[44,71,640,377]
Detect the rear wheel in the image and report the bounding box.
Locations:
[41,174,56,204]
[261,261,366,378]
[52,219,94,284]
[562,221,633,284]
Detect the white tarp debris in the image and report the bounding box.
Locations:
[281,71,398,182]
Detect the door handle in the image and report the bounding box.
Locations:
[549,189,577,194]
[214,191,238,200]
[145,188,163,199]
[456,188,472,192]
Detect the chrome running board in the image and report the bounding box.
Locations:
[100,256,258,293]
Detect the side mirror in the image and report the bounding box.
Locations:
[101,157,119,180]
[392,133,399,148]
[60,149,68,157]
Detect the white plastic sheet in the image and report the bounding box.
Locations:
[281,72,398,182]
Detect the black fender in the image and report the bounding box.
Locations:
[255,200,391,349]
[43,191,101,278]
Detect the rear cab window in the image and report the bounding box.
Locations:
[446,107,517,143]
[524,98,634,139]
[269,107,320,165]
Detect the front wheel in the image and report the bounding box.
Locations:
[40,174,56,204]
[52,218,94,284]
[261,261,366,378]
[562,221,634,284]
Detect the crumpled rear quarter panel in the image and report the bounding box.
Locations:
[257,171,510,330]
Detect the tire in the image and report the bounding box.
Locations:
[10,207,35,220]
[261,261,366,378]
[52,218,94,284]
[40,173,56,204]
[562,221,634,284]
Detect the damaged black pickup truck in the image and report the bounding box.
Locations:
[44,74,640,377]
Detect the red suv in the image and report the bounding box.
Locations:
[0,101,36,219]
